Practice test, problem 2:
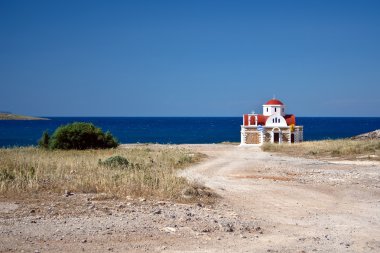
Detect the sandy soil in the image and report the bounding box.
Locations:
[1,144,379,252]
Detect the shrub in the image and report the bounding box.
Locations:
[38,131,50,148]
[49,122,119,150]
[99,155,129,169]
[0,168,15,182]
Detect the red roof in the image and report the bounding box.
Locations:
[264,99,284,105]
[284,114,296,125]
[243,114,295,126]
[256,114,268,125]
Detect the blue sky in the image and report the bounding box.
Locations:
[1,0,379,116]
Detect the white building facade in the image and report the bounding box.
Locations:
[240,99,303,146]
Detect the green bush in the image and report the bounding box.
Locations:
[99,155,130,169]
[48,122,119,150]
[38,131,50,148]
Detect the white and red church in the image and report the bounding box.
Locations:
[240,98,303,145]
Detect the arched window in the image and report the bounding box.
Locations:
[275,108,277,112]
[272,118,275,123]
[267,108,268,112]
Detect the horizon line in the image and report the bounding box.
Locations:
[33,115,380,118]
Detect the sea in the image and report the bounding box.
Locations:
[0,117,380,147]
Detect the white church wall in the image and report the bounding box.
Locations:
[265,115,287,127]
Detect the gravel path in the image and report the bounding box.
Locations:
[181,144,380,252]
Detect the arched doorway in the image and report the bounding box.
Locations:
[272,128,281,143]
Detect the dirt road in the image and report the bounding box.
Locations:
[1,144,379,252]
[180,144,380,252]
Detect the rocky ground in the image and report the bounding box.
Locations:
[1,144,380,252]
[351,129,380,140]
[0,193,261,253]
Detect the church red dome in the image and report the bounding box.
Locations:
[264,99,284,105]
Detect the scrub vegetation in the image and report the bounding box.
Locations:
[38,122,119,150]
[0,146,213,203]
[262,139,380,161]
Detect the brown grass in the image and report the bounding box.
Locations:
[0,146,214,203]
[261,139,380,161]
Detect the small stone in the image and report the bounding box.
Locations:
[162,227,177,233]
[30,209,36,214]
[220,223,234,232]
[201,227,211,233]
[152,209,161,215]
[64,190,74,197]
[81,239,87,243]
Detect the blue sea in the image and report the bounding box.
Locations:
[0,117,380,147]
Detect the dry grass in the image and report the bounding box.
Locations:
[0,146,214,203]
[261,139,380,161]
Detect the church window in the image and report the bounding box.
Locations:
[275,108,277,112]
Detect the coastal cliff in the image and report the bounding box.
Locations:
[0,113,48,120]
[351,129,380,140]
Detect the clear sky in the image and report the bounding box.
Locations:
[1,0,379,117]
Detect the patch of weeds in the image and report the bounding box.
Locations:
[182,183,215,199]
[308,150,318,155]
[177,155,192,165]
[99,156,130,169]
[0,168,15,182]
[20,166,36,180]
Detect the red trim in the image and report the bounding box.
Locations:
[249,115,256,125]
[243,114,248,126]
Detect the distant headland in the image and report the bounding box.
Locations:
[0,112,48,120]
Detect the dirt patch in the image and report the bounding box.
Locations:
[230,174,294,181]
[0,202,19,214]
[0,193,260,253]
